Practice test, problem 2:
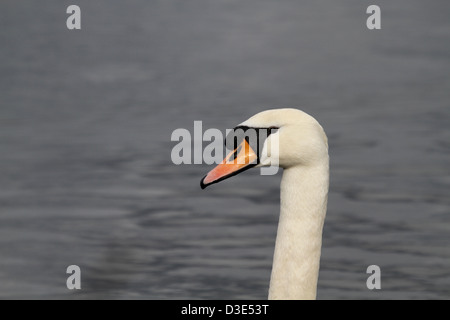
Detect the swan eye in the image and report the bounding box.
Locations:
[267,127,279,137]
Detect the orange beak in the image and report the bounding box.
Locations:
[200,138,258,189]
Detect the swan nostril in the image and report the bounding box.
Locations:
[228,145,242,162]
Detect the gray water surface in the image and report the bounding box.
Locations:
[0,0,449,299]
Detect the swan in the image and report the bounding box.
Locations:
[200,108,329,300]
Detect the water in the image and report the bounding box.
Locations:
[0,0,449,299]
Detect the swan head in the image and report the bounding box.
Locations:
[201,108,328,188]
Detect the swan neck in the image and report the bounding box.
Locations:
[268,163,329,300]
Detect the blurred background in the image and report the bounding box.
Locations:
[0,0,449,299]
